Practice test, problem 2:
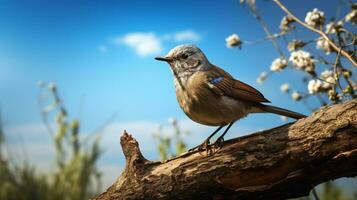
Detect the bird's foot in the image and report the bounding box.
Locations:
[188,139,210,152]
[212,136,225,149]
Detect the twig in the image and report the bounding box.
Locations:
[333,48,345,92]
[273,0,357,67]
[247,3,286,57]
[244,32,286,45]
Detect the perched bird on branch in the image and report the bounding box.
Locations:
[155,44,306,150]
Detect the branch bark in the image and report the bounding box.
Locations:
[94,99,357,200]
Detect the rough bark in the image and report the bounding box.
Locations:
[94,99,357,200]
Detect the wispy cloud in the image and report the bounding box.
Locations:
[108,30,201,57]
[3,123,54,170]
[173,30,201,42]
[114,32,162,57]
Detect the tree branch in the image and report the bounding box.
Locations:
[273,0,357,67]
[94,99,357,200]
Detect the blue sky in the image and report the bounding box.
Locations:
[0,0,356,189]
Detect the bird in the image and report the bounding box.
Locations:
[155,44,306,151]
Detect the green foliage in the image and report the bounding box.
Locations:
[0,82,102,200]
[294,181,355,200]
[153,118,188,160]
[0,161,51,200]
[319,181,353,200]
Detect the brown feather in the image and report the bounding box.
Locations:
[209,65,270,103]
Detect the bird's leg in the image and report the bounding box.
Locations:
[213,122,234,148]
[188,125,224,152]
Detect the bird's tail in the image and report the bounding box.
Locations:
[260,105,306,119]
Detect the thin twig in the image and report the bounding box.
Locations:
[244,32,286,45]
[247,3,286,57]
[273,0,357,67]
[333,48,345,92]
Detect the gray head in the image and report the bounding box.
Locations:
[155,44,210,80]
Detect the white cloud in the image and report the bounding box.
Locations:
[6,123,48,138]
[111,30,201,57]
[114,32,162,57]
[173,30,201,42]
[100,164,122,188]
[2,123,54,170]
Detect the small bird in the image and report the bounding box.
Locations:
[155,44,306,150]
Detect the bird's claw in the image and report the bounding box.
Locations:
[188,139,210,152]
[212,136,225,149]
[188,137,225,153]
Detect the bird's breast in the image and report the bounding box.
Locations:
[175,74,249,126]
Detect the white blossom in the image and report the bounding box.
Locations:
[308,79,323,94]
[256,72,267,84]
[328,89,340,101]
[280,15,295,32]
[280,83,290,93]
[287,40,305,52]
[320,70,335,88]
[305,8,325,28]
[316,37,333,55]
[345,10,357,25]
[270,57,288,72]
[320,70,333,80]
[325,21,343,34]
[289,50,315,73]
[291,91,302,101]
[308,70,335,94]
[226,34,242,48]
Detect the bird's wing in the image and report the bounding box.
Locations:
[207,67,270,103]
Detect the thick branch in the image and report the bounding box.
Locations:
[94,99,357,200]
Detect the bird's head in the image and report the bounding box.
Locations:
[155,44,210,80]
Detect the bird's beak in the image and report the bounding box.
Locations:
[155,56,172,62]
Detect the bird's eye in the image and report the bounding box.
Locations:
[181,53,188,59]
